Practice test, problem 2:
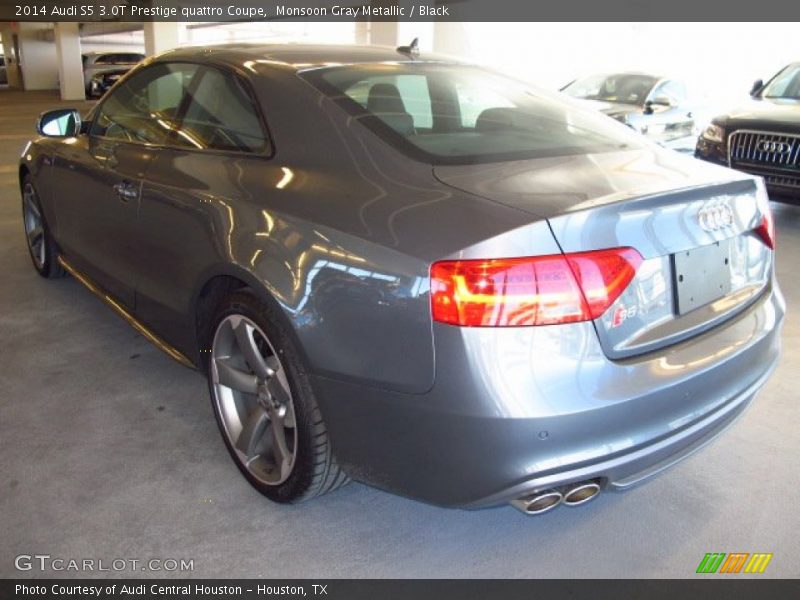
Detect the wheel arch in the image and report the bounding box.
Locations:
[191,264,311,372]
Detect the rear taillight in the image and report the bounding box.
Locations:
[754,209,775,250]
[430,248,642,327]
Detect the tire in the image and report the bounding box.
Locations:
[21,175,65,279]
[207,290,348,503]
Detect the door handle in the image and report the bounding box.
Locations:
[112,181,138,202]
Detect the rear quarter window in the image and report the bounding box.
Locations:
[175,66,270,154]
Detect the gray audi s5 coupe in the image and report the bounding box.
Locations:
[20,44,784,514]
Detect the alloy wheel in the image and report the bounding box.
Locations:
[211,314,297,485]
[22,183,45,270]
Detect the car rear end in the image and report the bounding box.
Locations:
[299,60,784,511]
[311,170,783,511]
[424,169,782,511]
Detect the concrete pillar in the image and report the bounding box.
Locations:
[433,22,470,57]
[143,22,181,57]
[54,23,85,101]
[16,22,58,90]
[355,22,369,46]
[369,22,399,47]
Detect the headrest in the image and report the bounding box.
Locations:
[367,83,408,114]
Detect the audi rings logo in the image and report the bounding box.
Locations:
[697,201,734,232]
[758,140,791,154]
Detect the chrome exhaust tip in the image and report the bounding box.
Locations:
[510,489,563,515]
[562,481,601,506]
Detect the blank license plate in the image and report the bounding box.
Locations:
[673,239,732,315]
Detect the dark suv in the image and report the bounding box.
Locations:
[696,63,800,201]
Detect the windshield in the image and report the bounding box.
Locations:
[762,64,800,99]
[302,64,645,165]
[562,73,658,106]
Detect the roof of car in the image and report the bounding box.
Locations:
[589,71,666,79]
[155,43,458,70]
[82,51,145,57]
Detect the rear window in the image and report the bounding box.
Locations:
[302,64,645,165]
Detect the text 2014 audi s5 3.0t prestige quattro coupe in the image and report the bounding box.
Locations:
[20,44,784,514]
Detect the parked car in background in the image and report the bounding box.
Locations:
[562,72,696,152]
[21,45,783,514]
[88,68,129,98]
[0,56,7,85]
[82,51,144,97]
[696,62,800,202]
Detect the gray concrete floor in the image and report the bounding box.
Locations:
[1,89,798,579]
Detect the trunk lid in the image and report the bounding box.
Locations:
[434,149,773,358]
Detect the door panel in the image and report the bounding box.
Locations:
[50,61,201,309]
[51,137,152,308]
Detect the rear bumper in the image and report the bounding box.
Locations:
[312,280,784,509]
[464,357,776,508]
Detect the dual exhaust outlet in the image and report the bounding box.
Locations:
[511,481,601,515]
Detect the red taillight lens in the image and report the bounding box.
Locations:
[754,209,775,250]
[430,248,642,327]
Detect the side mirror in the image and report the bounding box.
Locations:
[651,95,675,107]
[37,109,81,137]
[750,79,764,97]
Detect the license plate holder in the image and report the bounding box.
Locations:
[673,239,732,315]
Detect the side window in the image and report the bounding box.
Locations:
[176,67,269,153]
[91,63,199,145]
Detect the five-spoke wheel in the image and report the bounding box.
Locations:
[211,314,298,486]
[21,176,64,278]
[208,292,348,502]
[23,182,46,271]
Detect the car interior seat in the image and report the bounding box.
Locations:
[366,83,417,137]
